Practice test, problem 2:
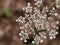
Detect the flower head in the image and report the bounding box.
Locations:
[16,0,59,44]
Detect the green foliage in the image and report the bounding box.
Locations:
[3,7,11,18]
[27,43,37,45]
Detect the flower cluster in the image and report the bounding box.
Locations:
[34,0,42,7]
[16,0,59,44]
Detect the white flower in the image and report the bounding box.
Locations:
[34,35,44,44]
[34,35,40,44]
[42,6,49,13]
[34,0,42,7]
[19,31,29,40]
[16,0,59,44]
[23,3,32,13]
[49,30,58,39]
[34,7,40,14]
[39,32,46,39]
[24,40,27,43]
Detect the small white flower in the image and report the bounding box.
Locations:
[23,3,32,13]
[34,35,40,44]
[56,21,59,24]
[54,13,58,16]
[21,31,24,33]
[56,27,59,29]
[42,6,49,13]
[39,32,46,39]
[20,38,23,40]
[52,7,56,10]
[50,36,53,39]
[19,31,28,40]
[19,33,22,36]
[24,40,27,42]
[20,27,23,29]
[49,30,58,39]
[40,40,43,43]
[34,0,42,7]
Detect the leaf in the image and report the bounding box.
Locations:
[27,43,37,45]
[3,7,11,17]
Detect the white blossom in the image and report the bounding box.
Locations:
[34,0,42,7]
[16,0,59,44]
[23,3,32,13]
[49,30,58,39]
